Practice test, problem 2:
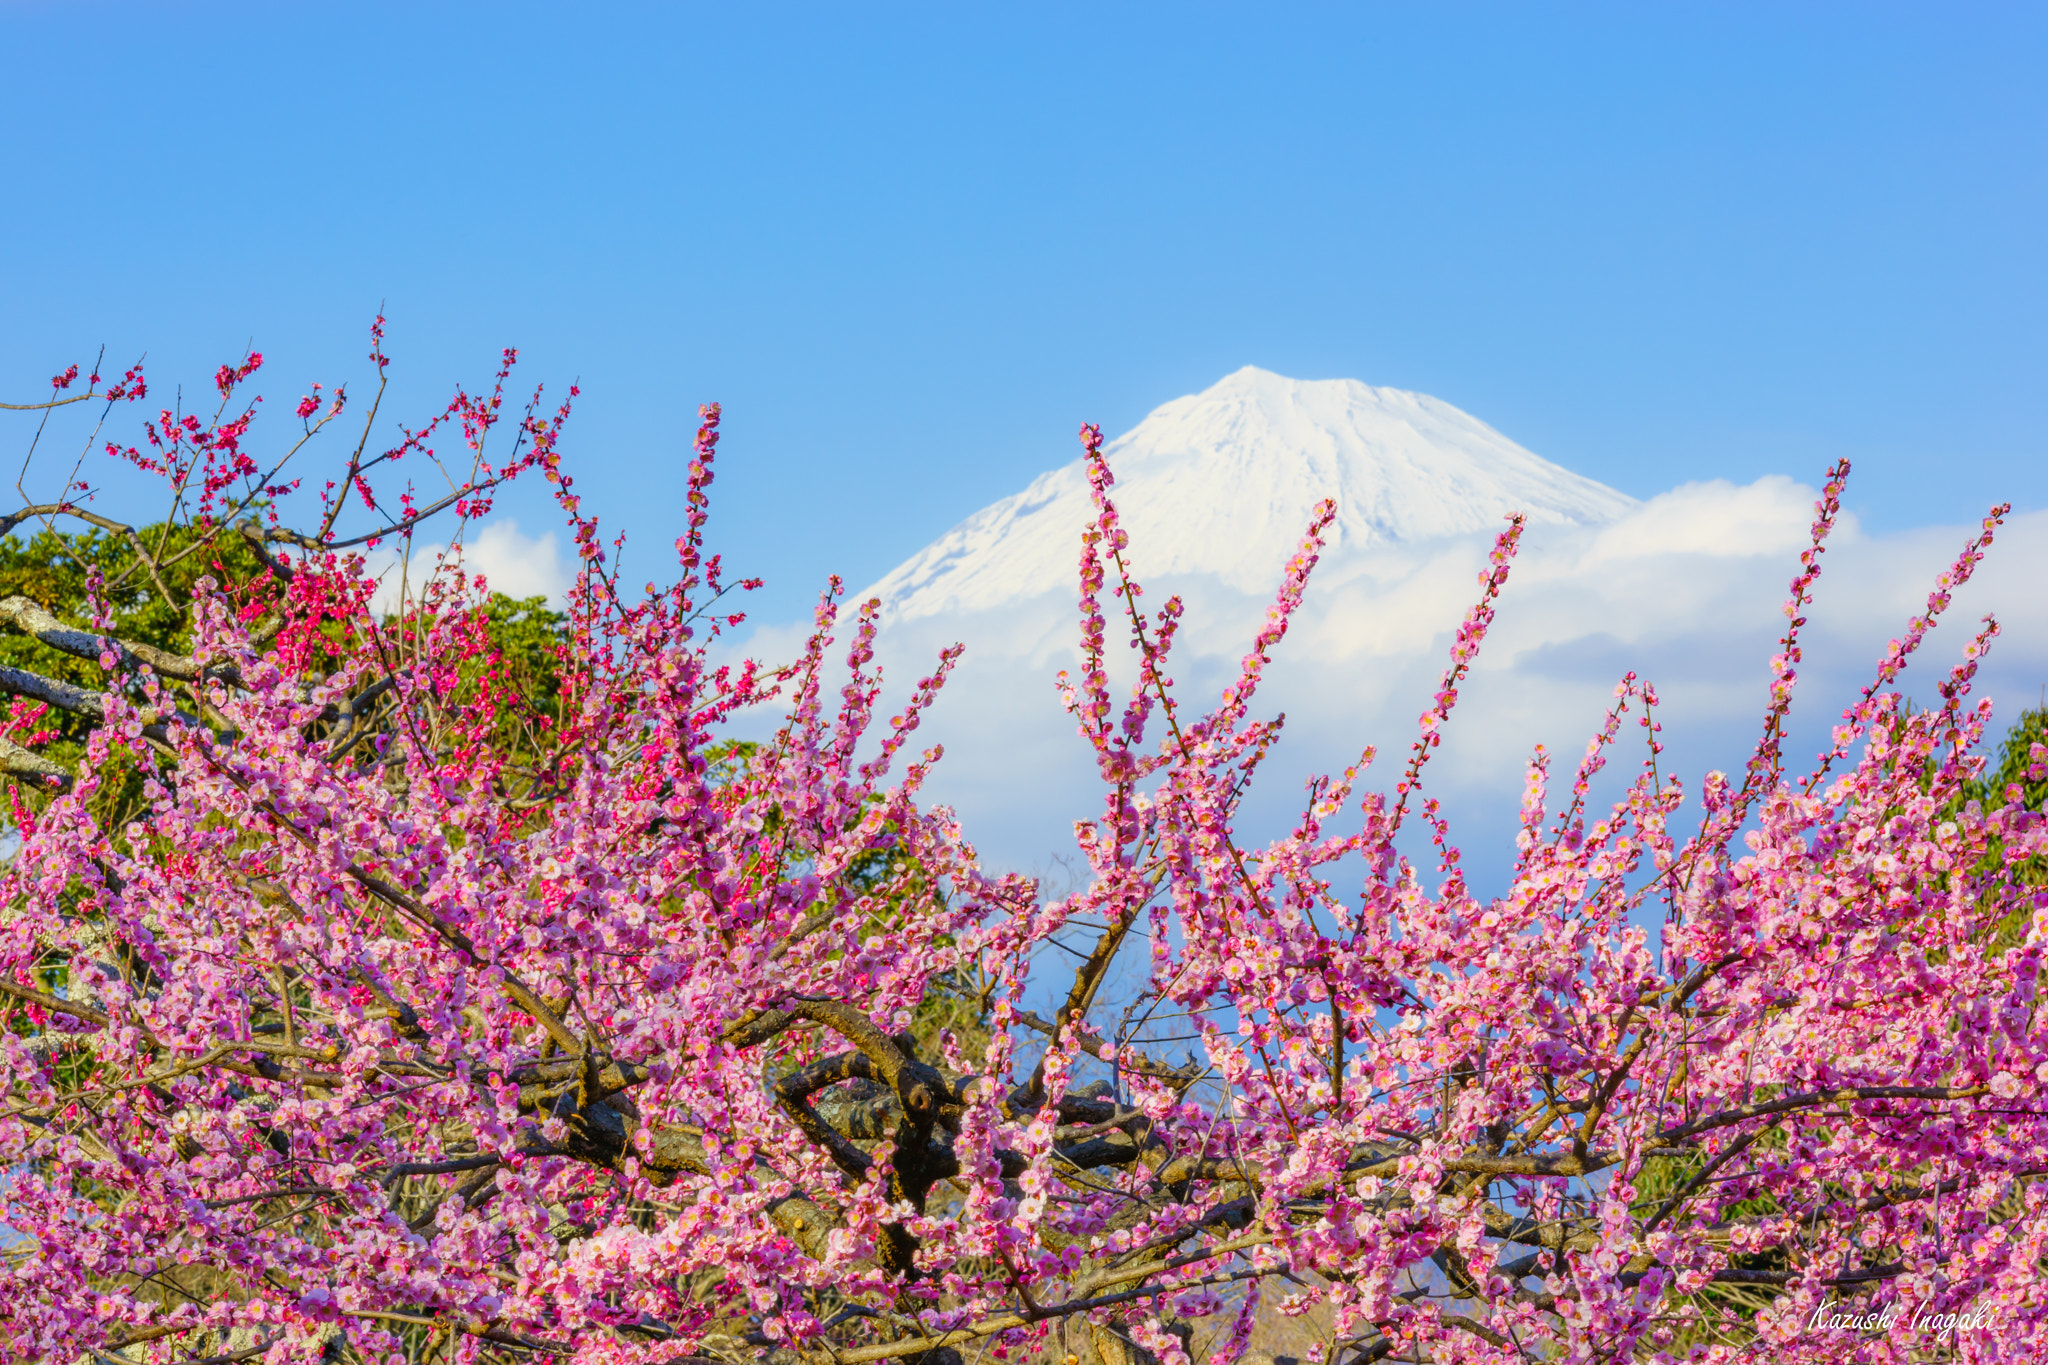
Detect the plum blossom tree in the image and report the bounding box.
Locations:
[1,336,2045,1365]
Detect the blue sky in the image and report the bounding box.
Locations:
[4,3,2044,624]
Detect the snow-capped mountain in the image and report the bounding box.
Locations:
[744,364,2043,880]
[862,366,1637,619]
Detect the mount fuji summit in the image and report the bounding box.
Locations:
[862,366,1638,620]
[801,366,2045,875]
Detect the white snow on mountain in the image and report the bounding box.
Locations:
[863,366,1636,618]
[740,368,2047,881]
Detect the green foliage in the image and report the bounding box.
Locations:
[1969,703,2048,819]
[0,522,271,744]
[1967,705,2048,951]
[1630,1129,1792,1353]
[472,592,571,742]
[0,523,275,838]
[0,525,579,840]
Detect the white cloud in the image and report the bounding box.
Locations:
[364,519,571,617]
[1576,476,1824,566]
[729,478,2048,883]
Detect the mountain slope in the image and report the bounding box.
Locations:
[863,366,1636,619]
